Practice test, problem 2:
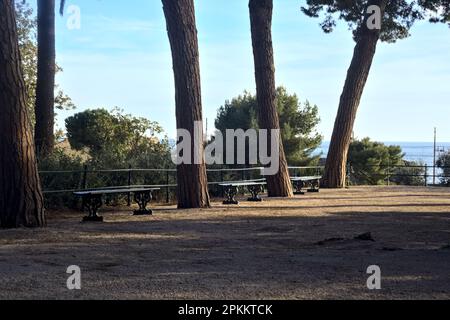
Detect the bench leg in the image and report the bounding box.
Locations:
[307,179,320,193]
[247,185,263,202]
[133,191,153,215]
[223,186,239,205]
[82,194,104,222]
[293,181,305,195]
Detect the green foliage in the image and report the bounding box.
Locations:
[301,0,448,43]
[15,1,37,118]
[437,151,450,185]
[214,87,323,166]
[38,147,86,208]
[277,88,323,166]
[390,160,426,186]
[66,109,119,153]
[15,1,75,125]
[65,108,172,169]
[40,109,173,207]
[419,0,450,25]
[348,138,405,185]
[39,148,85,173]
[215,92,259,133]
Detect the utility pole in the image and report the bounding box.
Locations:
[433,127,437,186]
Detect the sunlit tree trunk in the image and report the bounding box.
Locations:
[249,0,293,197]
[323,0,388,188]
[162,0,211,208]
[35,0,56,157]
[0,0,46,228]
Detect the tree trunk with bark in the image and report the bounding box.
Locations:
[0,0,46,228]
[35,0,56,157]
[322,0,388,188]
[162,0,211,208]
[249,0,293,197]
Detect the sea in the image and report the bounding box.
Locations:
[313,141,450,183]
[313,141,450,167]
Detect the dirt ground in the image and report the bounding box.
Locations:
[0,186,449,300]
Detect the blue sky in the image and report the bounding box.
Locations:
[47,0,450,142]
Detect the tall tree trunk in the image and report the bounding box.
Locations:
[322,0,388,188]
[249,0,293,197]
[35,0,56,157]
[162,0,211,209]
[0,0,46,228]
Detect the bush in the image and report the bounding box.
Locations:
[40,108,174,208]
[437,151,450,186]
[215,87,323,166]
[38,147,85,208]
[390,160,426,186]
[348,138,404,185]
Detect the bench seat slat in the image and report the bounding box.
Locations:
[290,176,322,181]
[219,182,267,187]
[74,188,160,196]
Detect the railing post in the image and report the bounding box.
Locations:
[127,164,132,206]
[220,170,224,198]
[82,165,88,189]
[346,163,351,187]
[387,163,390,186]
[166,170,170,203]
[424,164,428,187]
[81,165,88,211]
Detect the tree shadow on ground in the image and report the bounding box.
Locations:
[1,207,449,299]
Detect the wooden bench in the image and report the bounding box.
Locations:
[219,180,267,205]
[290,176,322,195]
[74,187,160,222]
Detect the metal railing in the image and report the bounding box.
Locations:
[347,163,450,187]
[39,165,325,204]
[39,163,449,207]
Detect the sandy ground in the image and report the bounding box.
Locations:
[0,185,449,300]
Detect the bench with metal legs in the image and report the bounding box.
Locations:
[292,180,306,195]
[223,185,239,205]
[307,178,321,193]
[74,187,160,222]
[133,190,153,215]
[82,194,104,222]
[220,180,266,205]
[291,176,322,195]
[247,184,264,202]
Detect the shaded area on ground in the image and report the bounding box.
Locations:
[0,186,449,299]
